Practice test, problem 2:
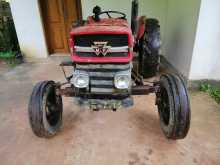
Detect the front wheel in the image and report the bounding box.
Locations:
[28,81,63,138]
[156,74,191,140]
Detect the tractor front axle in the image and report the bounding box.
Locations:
[56,84,158,97]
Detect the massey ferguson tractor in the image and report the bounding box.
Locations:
[28,0,190,140]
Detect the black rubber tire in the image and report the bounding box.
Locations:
[28,81,63,138]
[139,18,161,78]
[156,74,191,140]
[145,18,161,54]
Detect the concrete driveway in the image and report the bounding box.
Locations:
[0,57,219,165]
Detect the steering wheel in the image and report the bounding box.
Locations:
[95,11,127,20]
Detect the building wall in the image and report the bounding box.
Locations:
[189,0,220,80]
[163,0,201,78]
[10,0,48,58]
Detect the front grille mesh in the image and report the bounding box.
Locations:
[76,52,128,57]
[74,34,129,58]
[74,34,128,47]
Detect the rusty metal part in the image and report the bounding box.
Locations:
[57,87,130,99]
[131,85,157,95]
[131,69,144,85]
[60,61,74,66]
[60,61,75,82]
[56,84,159,97]
[56,87,75,97]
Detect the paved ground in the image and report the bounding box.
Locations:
[0,61,11,75]
[0,58,220,165]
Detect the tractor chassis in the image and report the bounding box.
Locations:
[56,61,160,98]
[28,61,190,139]
[56,84,158,97]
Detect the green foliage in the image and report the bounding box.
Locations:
[0,51,21,68]
[200,83,220,103]
[0,51,16,58]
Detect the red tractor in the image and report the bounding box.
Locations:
[28,0,190,140]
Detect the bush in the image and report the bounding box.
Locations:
[0,51,23,67]
[200,83,220,103]
[0,51,16,59]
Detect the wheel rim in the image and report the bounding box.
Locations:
[159,87,170,126]
[45,86,61,126]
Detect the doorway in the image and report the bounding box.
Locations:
[39,0,82,54]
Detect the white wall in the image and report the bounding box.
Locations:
[163,0,201,78]
[10,0,48,58]
[189,0,220,80]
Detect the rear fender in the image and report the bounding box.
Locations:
[136,16,146,41]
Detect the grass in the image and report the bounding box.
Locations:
[0,51,17,59]
[200,83,220,104]
[0,51,21,68]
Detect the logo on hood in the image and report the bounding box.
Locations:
[92,42,111,56]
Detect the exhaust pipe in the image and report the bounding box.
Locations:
[131,0,139,35]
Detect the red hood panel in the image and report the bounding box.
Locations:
[70,18,134,63]
[71,18,132,37]
[71,25,131,35]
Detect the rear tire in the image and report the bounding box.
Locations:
[139,18,161,78]
[156,74,190,140]
[28,81,63,138]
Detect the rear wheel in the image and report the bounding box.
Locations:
[139,18,161,78]
[28,81,63,138]
[156,74,190,140]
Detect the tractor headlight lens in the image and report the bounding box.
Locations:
[72,71,89,88]
[114,73,131,89]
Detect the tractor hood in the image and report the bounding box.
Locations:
[69,18,133,63]
[70,18,133,46]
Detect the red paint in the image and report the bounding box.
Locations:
[69,18,134,63]
[69,38,74,48]
[137,16,146,40]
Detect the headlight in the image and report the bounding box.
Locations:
[71,71,89,88]
[114,73,131,89]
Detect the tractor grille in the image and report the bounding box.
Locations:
[74,34,129,57]
[74,34,128,47]
[75,63,131,94]
[76,52,128,57]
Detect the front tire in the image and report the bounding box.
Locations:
[156,74,190,140]
[28,81,63,138]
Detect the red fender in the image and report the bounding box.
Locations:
[87,16,95,24]
[136,16,146,40]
